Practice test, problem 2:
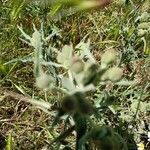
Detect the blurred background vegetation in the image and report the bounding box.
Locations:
[0,0,149,150]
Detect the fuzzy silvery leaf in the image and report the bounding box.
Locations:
[18,25,43,50]
[4,54,33,65]
[45,25,61,41]
[57,45,73,68]
[17,25,31,41]
[31,29,42,49]
[75,39,96,63]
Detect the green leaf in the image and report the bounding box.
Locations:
[7,131,13,150]
[50,3,62,17]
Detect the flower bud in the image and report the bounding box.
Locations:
[107,67,123,82]
[70,57,84,73]
[101,49,118,68]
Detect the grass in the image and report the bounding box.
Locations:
[0,0,150,149]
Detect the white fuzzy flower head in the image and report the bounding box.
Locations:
[107,67,123,82]
[36,73,54,89]
[101,49,118,68]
